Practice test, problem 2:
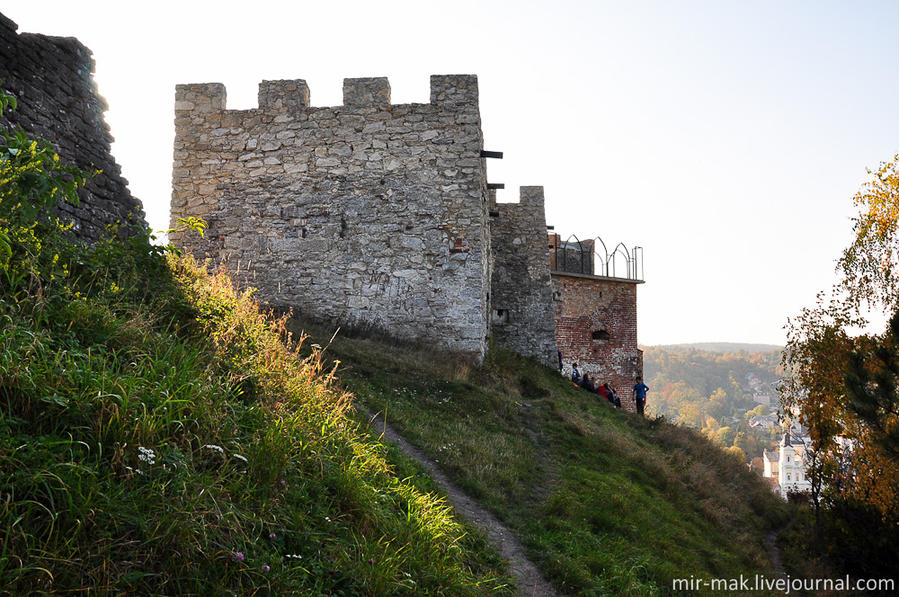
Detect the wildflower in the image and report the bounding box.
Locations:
[269,532,277,540]
[234,551,245,562]
[261,564,270,572]
[232,453,248,463]
[203,444,224,453]
[368,558,374,564]
[137,446,156,465]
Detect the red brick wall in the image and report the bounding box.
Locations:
[552,274,643,411]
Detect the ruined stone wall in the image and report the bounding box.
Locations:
[171,75,490,357]
[0,13,144,239]
[490,187,558,365]
[553,274,643,410]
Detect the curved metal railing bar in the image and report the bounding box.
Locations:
[608,242,631,279]
[551,233,644,281]
[593,236,610,277]
[555,234,588,275]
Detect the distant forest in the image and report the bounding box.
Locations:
[642,344,784,465]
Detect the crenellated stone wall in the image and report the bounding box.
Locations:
[489,187,558,366]
[171,72,645,369]
[0,12,144,239]
[170,75,491,357]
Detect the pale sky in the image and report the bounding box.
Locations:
[6,1,899,346]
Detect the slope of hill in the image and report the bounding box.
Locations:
[295,326,794,595]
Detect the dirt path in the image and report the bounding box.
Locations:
[765,529,785,578]
[766,518,796,579]
[364,410,559,597]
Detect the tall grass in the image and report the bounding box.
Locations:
[0,109,513,592]
[299,323,795,596]
[0,242,514,594]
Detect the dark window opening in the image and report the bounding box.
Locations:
[491,309,510,324]
[592,330,610,341]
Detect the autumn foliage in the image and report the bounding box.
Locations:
[782,154,899,519]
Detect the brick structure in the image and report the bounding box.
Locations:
[0,12,145,240]
[550,234,644,411]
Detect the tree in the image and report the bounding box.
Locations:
[716,425,734,447]
[734,430,756,458]
[845,312,899,460]
[782,154,899,519]
[840,154,899,310]
[750,456,764,474]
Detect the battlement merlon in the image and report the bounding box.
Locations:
[430,74,478,106]
[174,75,480,112]
[519,186,545,208]
[260,79,310,111]
[343,77,390,107]
[496,187,546,210]
[174,83,226,113]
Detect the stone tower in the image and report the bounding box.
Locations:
[171,75,493,359]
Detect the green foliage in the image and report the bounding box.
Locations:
[0,83,90,290]
[845,310,899,461]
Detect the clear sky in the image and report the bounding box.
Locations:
[6,1,899,346]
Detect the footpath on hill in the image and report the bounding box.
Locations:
[362,409,559,597]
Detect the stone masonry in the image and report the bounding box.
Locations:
[0,12,145,240]
[171,73,641,380]
[490,187,558,366]
[171,76,492,358]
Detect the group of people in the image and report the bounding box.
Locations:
[569,363,649,416]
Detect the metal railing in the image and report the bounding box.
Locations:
[551,234,644,281]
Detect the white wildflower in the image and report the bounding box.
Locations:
[232,453,248,463]
[203,444,225,453]
[137,446,156,465]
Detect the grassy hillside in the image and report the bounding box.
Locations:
[294,328,794,596]
[0,107,512,594]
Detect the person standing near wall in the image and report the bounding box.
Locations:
[633,377,649,416]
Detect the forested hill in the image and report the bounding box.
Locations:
[653,342,784,353]
[641,344,783,463]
